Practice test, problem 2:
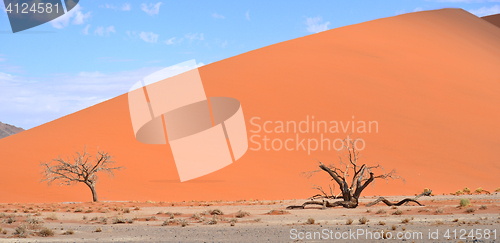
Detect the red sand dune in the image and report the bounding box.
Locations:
[1,9,499,203]
[482,13,500,28]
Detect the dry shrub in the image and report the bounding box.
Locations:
[207,215,218,225]
[306,218,315,225]
[63,229,74,235]
[112,217,128,224]
[466,207,475,213]
[94,227,102,232]
[401,218,410,224]
[479,205,487,210]
[346,218,353,225]
[39,228,55,237]
[392,210,403,215]
[376,209,386,214]
[359,217,368,225]
[179,219,188,227]
[14,224,28,238]
[209,209,224,215]
[236,210,250,218]
[378,221,386,225]
[162,219,177,226]
[460,198,471,207]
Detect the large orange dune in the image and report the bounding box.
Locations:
[1,9,499,203]
[482,13,500,28]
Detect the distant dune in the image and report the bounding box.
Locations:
[0,8,499,203]
[482,13,500,28]
[0,121,24,139]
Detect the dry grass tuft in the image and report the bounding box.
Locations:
[306,218,315,225]
[392,209,403,215]
[236,210,250,218]
[346,218,353,225]
[359,217,368,225]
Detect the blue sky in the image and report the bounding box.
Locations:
[0,0,499,129]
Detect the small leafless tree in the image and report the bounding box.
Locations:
[287,136,422,209]
[40,147,124,202]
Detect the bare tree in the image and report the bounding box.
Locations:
[287,136,422,209]
[40,147,124,202]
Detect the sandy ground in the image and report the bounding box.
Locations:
[1,194,499,242]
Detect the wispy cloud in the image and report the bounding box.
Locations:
[139,31,159,43]
[164,37,184,45]
[100,3,132,11]
[305,16,330,33]
[221,40,228,48]
[246,10,250,21]
[413,7,424,12]
[97,57,134,63]
[94,26,116,36]
[185,33,204,43]
[122,3,132,11]
[0,62,204,129]
[81,24,91,35]
[141,2,162,16]
[0,58,6,62]
[51,5,92,29]
[211,12,225,19]
[468,5,500,16]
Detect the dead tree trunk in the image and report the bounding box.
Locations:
[85,182,98,202]
[287,136,407,210]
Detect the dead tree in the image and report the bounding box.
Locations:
[40,147,124,202]
[287,136,421,209]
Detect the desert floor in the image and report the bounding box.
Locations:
[0,194,499,242]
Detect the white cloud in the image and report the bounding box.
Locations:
[414,7,424,12]
[246,10,250,21]
[0,58,6,62]
[0,62,205,129]
[73,11,92,24]
[78,71,106,78]
[81,24,91,35]
[51,5,92,29]
[305,16,330,33]
[185,33,204,43]
[100,3,117,9]
[0,72,14,81]
[221,40,228,48]
[212,12,225,19]
[94,26,116,36]
[122,3,132,11]
[100,3,131,11]
[141,2,162,16]
[396,10,407,15]
[139,31,159,43]
[468,5,500,16]
[164,37,176,45]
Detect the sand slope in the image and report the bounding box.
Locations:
[1,9,499,203]
[482,13,500,28]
